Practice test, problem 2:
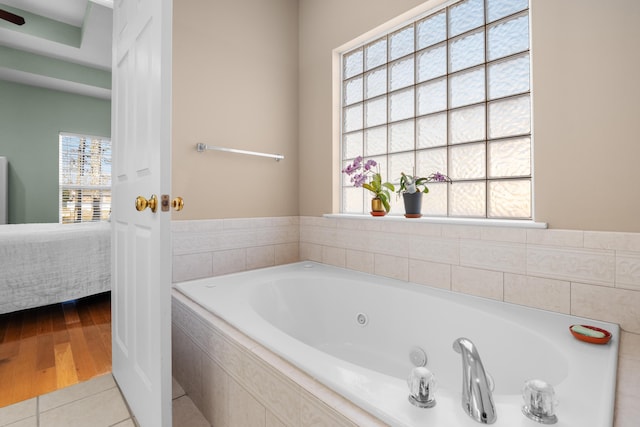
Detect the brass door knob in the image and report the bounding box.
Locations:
[135,195,158,212]
[172,197,184,211]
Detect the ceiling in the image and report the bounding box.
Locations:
[0,0,113,99]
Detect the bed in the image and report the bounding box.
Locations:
[0,222,111,314]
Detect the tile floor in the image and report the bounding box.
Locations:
[0,374,210,427]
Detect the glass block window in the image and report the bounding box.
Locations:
[59,133,112,224]
[341,0,531,219]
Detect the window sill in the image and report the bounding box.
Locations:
[323,213,547,229]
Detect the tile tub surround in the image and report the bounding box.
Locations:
[298,215,640,427]
[172,217,299,282]
[172,215,640,425]
[172,291,385,427]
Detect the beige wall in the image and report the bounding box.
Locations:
[531,0,640,232]
[173,0,640,231]
[172,0,299,220]
[298,0,640,232]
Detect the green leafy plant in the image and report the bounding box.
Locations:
[397,172,451,195]
[342,157,395,212]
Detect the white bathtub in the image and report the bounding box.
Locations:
[174,261,619,427]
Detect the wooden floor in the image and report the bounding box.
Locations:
[0,292,111,408]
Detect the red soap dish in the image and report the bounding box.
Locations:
[569,324,612,345]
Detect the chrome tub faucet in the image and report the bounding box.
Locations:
[452,337,497,424]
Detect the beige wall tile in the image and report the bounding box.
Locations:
[211,249,246,276]
[321,246,346,267]
[452,266,503,301]
[337,217,384,232]
[173,252,212,282]
[228,377,266,427]
[254,226,300,246]
[614,393,640,427]
[410,222,442,238]
[584,231,640,252]
[247,246,276,270]
[616,251,640,291]
[275,243,299,265]
[185,219,223,233]
[266,411,287,427]
[571,283,640,334]
[460,240,526,274]
[409,235,459,265]
[617,356,640,399]
[616,335,640,427]
[373,253,408,281]
[442,224,482,239]
[216,340,252,390]
[172,231,211,256]
[480,226,526,243]
[300,391,356,427]
[201,356,228,427]
[299,242,322,262]
[222,217,273,230]
[367,231,409,258]
[302,225,338,247]
[300,216,336,228]
[409,259,451,290]
[345,249,374,274]
[171,324,204,408]
[299,385,386,427]
[527,245,615,286]
[526,229,584,247]
[619,331,640,360]
[216,230,259,251]
[239,354,302,426]
[504,274,570,313]
[333,227,371,253]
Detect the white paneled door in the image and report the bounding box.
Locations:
[111,0,173,426]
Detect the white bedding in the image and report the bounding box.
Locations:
[0,222,111,314]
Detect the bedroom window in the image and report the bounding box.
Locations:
[59,133,112,224]
[340,0,531,218]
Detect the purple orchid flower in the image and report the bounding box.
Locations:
[351,173,366,187]
[363,159,377,171]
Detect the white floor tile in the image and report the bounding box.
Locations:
[173,396,210,427]
[39,373,116,413]
[4,417,37,427]
[172,377,186,400]
[111,419,136,427]
[0,398,36,427]
[40,387,130,427]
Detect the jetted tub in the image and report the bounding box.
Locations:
[174,262,619,427]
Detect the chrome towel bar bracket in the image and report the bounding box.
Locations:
[195,143,284,161]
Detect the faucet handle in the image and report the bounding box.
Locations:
[407,366,437,408]
[522,379,558,424]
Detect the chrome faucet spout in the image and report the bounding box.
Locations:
[452,337,497,424]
